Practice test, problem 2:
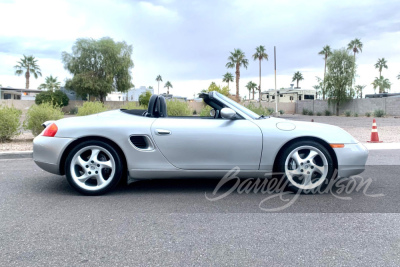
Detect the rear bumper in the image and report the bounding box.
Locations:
[335,143,369,177]
[33,135,75,175]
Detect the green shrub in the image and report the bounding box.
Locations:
[166,100,192,116]
[374,109,385,118]
[365,112,371,117]
[200,105,213,117]
[279,110,285,115]
[345,110,351,117]
[355,113,358,117]
[121,102,147,110]
[193,110,197,115]
[35,90,69,107]
[307,110,314,116]
[69,106,78,115]
[77,101,108,116]
[302,108,309,115]
[267,108,274,114]
[0,105,22,142]
[23,103,64,136]
[324,109,332,116]
[138,91,152,108]
[245,103,272,116]
[316,112,322,116]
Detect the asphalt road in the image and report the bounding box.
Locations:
[1,150,400,266]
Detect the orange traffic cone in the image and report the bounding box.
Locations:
[367,119,383,143]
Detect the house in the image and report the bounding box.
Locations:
[0,87,42,100]
[60,87,84,100]
[106,86,154,102]
[261,84,316,103]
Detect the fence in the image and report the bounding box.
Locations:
[296,97,400,116]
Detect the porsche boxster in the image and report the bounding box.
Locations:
[33,91,368,195]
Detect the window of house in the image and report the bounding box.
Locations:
[299,95,302,100]
[304,95,315,100]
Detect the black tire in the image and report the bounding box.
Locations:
[65,140,123,195]
[275,140,335,194]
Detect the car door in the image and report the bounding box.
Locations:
[150,117,262,170]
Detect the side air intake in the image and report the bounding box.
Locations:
[130,136,148,149]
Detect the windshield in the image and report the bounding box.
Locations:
[214,92,264,119]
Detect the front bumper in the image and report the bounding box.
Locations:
[334,143,369,177]
[33,135,75,175]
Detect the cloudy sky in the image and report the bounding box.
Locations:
[1,0,399,98]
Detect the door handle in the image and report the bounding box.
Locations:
[156,129,171,135]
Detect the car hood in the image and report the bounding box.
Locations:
[253,117,359,144]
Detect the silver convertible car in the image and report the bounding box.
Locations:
[33,92,368,195]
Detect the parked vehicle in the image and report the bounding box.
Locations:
[33,92,368,195]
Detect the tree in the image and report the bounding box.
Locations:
[398,73,400,80]
[354,85,366,98]
[164,81,173,94]
[318,45,332,100]
[313,76,324,99]
[205,82,230,96]
[156,75,162,94]
[372,76,391,93]
[374,58,388,78]
[14,55,42,89]
[62,37,134,103]
[252,45,268,101]
[148,86,153,89]
[222,72,234,92]
[325,49,355,116]
[38,75,61,92]
[138,91,152,107]
[226,48,249,102]
[245,81,258,100]
[35,90,69,107]
[292,71,304,88]
[347,38,363,87]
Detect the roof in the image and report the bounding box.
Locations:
[0,87,43,93]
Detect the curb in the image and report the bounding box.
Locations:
[0,151,33,160]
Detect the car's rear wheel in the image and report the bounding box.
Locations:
[276,141,335,194]
[65,141,123,195]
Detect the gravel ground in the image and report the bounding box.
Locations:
[1,115,399,151]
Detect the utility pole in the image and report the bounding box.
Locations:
[274,46,278,113]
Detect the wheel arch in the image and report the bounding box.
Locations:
[273,136,338,172]
[59,136,128,176]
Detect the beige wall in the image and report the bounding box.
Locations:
[242,101,296,114]
[1,99,297,115]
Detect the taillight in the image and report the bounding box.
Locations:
[42,123,58,137]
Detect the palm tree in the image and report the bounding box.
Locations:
[245,81,258,100]
[397,73,400,80]
[354,85,366,98]
[252,45,268,101]
[292,71,304,88]
[38,75,61,92]
[318,45,332,100]
[226,48,249,102]
[155,75,163,94]
[222,72,234,92]
[372,76,391,93]
[14,55,42,89]
[164,81,173,94]
[374,58,388,78]
[347,38,363,87]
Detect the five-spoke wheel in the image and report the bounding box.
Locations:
[65,141,123,195]
[276,141,335,193]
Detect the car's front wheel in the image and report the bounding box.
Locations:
[65,140,123,195]
[276,141,335,194]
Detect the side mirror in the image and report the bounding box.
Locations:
[221,108,236,120]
